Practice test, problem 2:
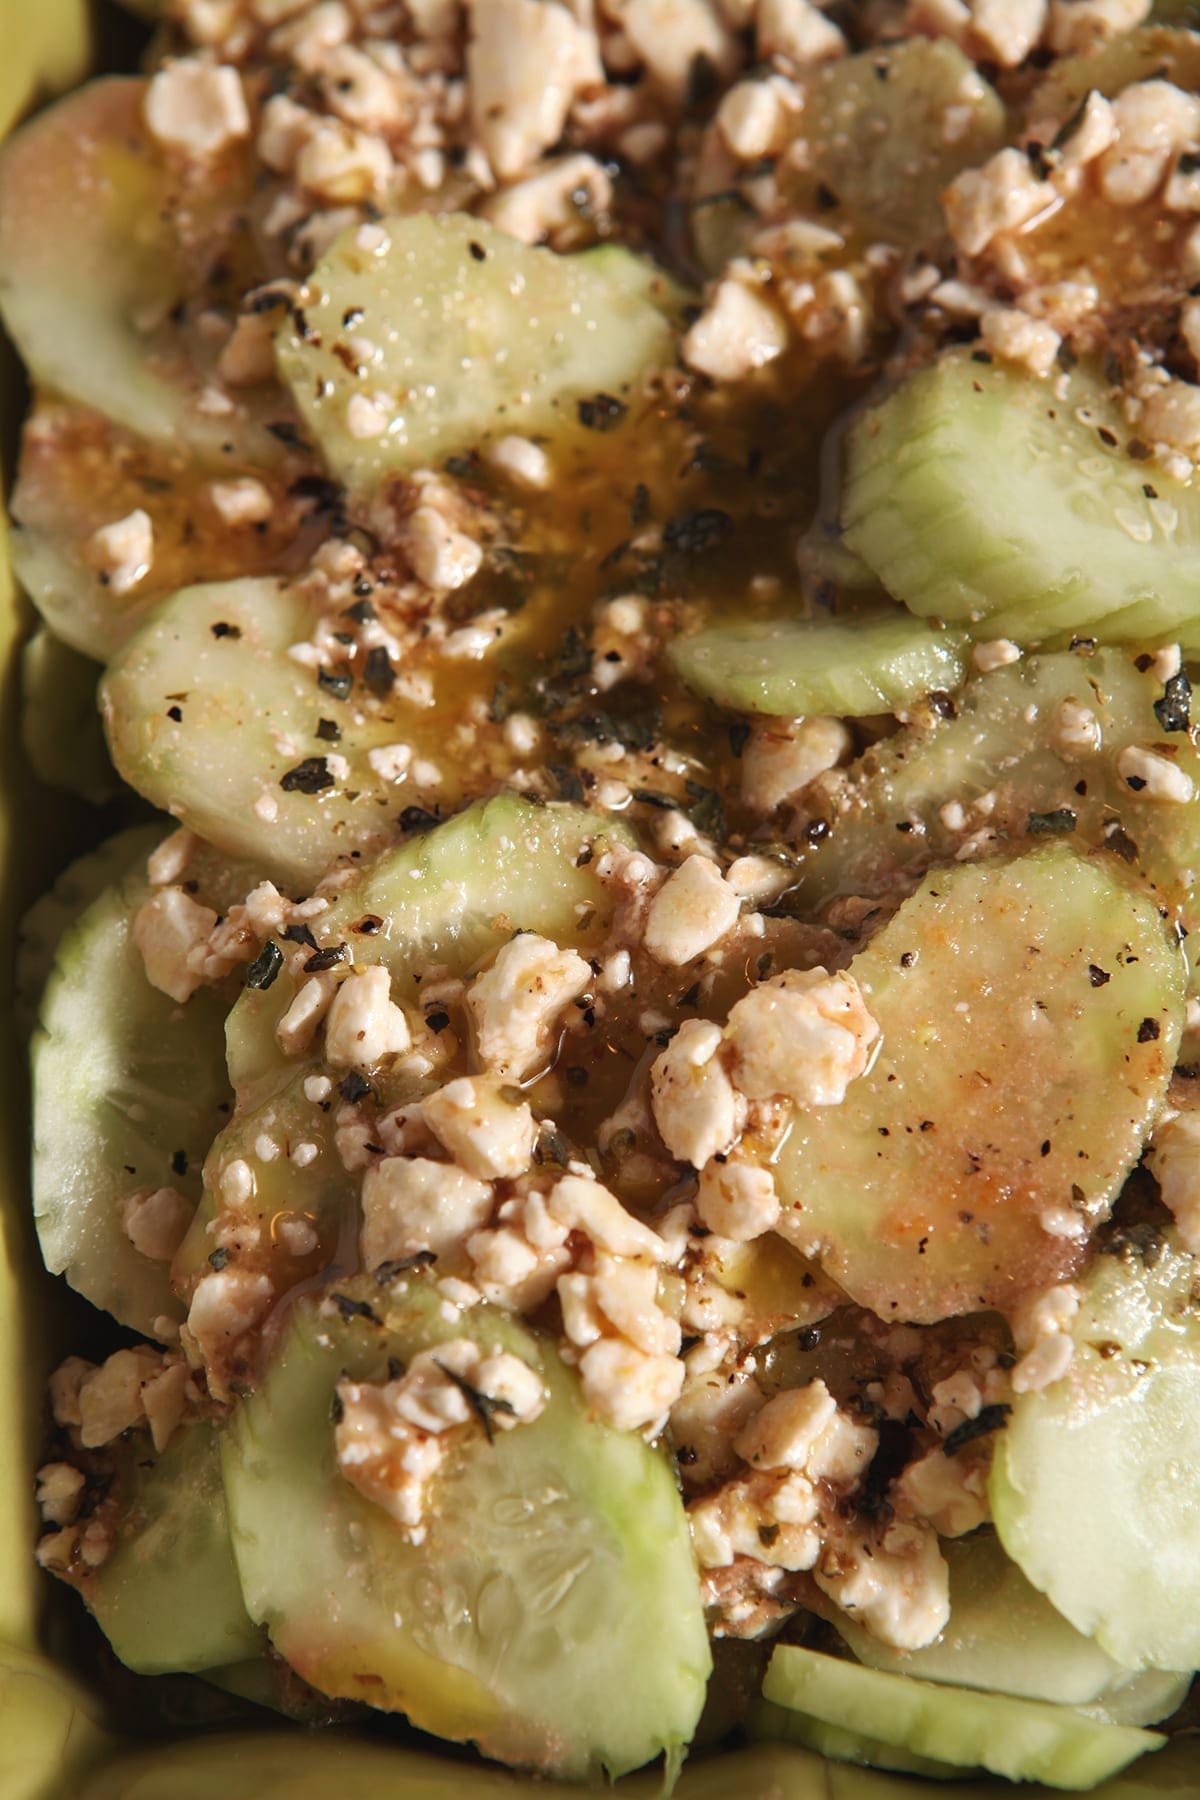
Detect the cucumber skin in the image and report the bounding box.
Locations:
[992,1232,1200,1674]
[222,1277,710,1781]
[761,1645,1165,1791]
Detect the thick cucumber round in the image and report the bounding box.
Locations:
[1085,1671,1193,1731]
[831,1533,1137,1708]
[80,1422,262,1676]
[787,648,1200,993]
[775,848,1183,1321]
[20,628,116,803]
[225,793,631,1098]
[750,1701,962,1778]
[1027,26,1200,123]
[0,79,284,466]
[842,351,1200,645]
[101,577,417,893]
[221,1275,709,1780]
[32,845,232,1339]
[761,1645,1164,1790]
[275,214,680,494]
[991,1230,1200,1672]
[669,613,967,718]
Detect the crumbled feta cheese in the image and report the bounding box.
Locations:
[484,154,613,246]
[421,1076,537,1179]
[208,477,274,525]
[403,504,484,590]
[186,1269,274,1374]
[616,0,739,104]
[1011,1329,1074,1393]
[276,973,337,1056]
[717,77,788,161]
[467,0,602,179]
[682,279,788,383]
[548,1173,669,1261]
[1117,744,1195,805]
[1054,699,1101,756]
[741,715,851,814]
[35,1463,85,1528]
[468,934,591,1079]
[76,1346,164,1448]
[144,61,250,162]
[979,307,1061,377]
[757,0,845,64]
[1149,1113,1200,1253]
[84,509,154,595]
[146,827,198,888]
[486,435,552,490]
[121,1187,194,1263]
[734,1377,876,1480]
[650,1018,745,1168]
[577,1335,684,1432]
[815,1519,951,1650]
[1099,81,1200,207]
[695,1157,780,1241]
[367,743,413,782]
[133,887,219,1004]
[643,855,741,967]
[361,1156,494,1271]
[892,1447,989,1537]
[943,148,1057,258]
[324,966,412,1067]
[724,966,879,1106]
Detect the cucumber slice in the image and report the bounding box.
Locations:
[749,1700,964,1779]
[761,1645,1164,1790]
[774,848,1183,1322]
[668,613,967,718]
[841,350,1200,645]
[16,825,157,1040]
[788,648,1200,975]
[171,1068,352,1316]
[10,397,322,661]
[275,214,680,494]
[78,1422,262,1676]
[20,628,116,803]
[221,1274,709,1779]
[1085,1671,1193,1731]
[832,1532,1137,1708]
[796,39,1007,249]
[0,79,285,466]
[101,577,425,892]
[32,848,233,1339]
[991,1229,1200,1672]
[224,793,631,1099]
[1027,26,1200,123]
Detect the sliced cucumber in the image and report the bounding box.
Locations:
[101,577,421,893]
[841,350,1200,645]
[225,793,631,1099]
[796,39,1007,249]
[1085,1671,1193,1731]
[774,848,1183,1322]
[0,79,285,466]
[10,396,322,661]
[669,612,967,718]
[749,1701,963,1779]
[16,825,157,1040]
[77,1422,262,1676]
[171,1068,352,1313]
[1027,26,1200,123]
[832,1532,1138,1708]
[222,1274,709,1779]
[761,1645,1164,1790]
[20,627,116,803]
[33,846,232,1339]
[991,1229,1200,1672]
[788,648,1200,970]
[275,214,680,494]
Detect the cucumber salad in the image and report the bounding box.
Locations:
[12,0,1200,1789]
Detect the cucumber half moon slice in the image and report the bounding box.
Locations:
[0,78,288,467]
[841,350,1200,646]
[760,1645,1164,1791]
[669,612,968,718]
[774,847,1183,1321]
[275,214,681,494]
[991,1228,1200,1673]
[32,837,233,1340]
[222,1275,709,1780]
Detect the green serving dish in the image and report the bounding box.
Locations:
[1,8,1198,1795]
